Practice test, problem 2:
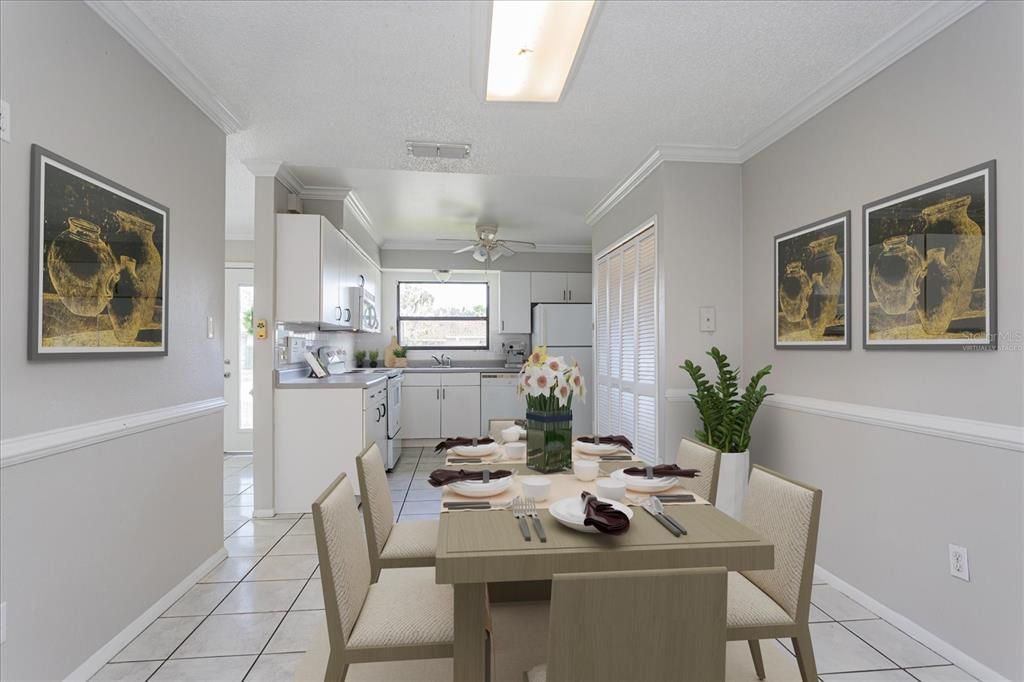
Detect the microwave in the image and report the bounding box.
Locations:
[347,286,380,333]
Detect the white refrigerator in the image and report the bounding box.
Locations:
[532,304,593,436]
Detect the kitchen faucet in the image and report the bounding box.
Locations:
[432,354,452,367]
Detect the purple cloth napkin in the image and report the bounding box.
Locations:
[428,469,512,488]
[577,435,634,452]
[622,464,700,478]
[581,492,630,535]
[434,437,495,453]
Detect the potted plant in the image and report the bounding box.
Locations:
[392,346,408,368]
[368,350,379,368]
[354,350,366,368]
[680,347,771,518]
[517,346,586,473]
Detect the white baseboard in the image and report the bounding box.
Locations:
[253,508,276,518]
[64,546,228,682]
[813,565,1009,682]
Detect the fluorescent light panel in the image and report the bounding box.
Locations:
[486,0,595,103]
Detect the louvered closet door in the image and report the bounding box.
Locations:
[595,226,657,464]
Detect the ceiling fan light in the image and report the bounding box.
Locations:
[490,250,503,262]
[472,245,489,262]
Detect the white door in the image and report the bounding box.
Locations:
[320,223,344,325]
[498,271,532,334]
[400,386,442,439]
[224,266,254,452]
[441,385,482,437]
[567,272,592,303]
[530,272,567,302]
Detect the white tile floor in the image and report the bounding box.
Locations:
[93,450,979,681]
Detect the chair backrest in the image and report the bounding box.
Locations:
[675,437,722,504]
[546,567,727,682]
[312,472,372,659]
[488,418,519,441]
[355,443,394,573]
[739,465,822,623]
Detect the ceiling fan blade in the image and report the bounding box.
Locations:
[490,250,503,262]
[436,238,477,243]
[497,239,537,249]
[452,245,476,254]
[495,243,517,255]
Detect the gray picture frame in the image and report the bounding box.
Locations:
[862,160,996,351]
[29,144,170,359]
[774,211,851,350]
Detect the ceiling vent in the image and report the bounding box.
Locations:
[406,141,471,159]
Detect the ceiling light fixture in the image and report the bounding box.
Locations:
[486,0,595,103]
[472,244,490,263]
[406,141,471,159]
[433,269,453,283]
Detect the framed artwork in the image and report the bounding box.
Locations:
[774,211,851,349]
[30,145,169,358]
[863,161,996,350]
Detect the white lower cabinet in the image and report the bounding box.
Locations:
[401,386,442,439]
[440,385,482,437]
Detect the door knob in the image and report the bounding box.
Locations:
[224,371,231,378]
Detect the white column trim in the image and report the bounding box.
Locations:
[65,547,228,682]
[813,565,1009,682]
[664,389,1023,453]
[0,398,227,468]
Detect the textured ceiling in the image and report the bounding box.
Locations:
[126,0,933,243]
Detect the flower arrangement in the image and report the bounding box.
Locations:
[516,346,586,410]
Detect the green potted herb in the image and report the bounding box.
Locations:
[391,346,408,368]
[368,350,379,368]
[354,350,367,368]
[680,347,771,518]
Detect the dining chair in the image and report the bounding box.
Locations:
[355,443,437,582]
[675,436,722,504]
[312,471,457,682]
[525,567,728,682]
[727,465,823,682]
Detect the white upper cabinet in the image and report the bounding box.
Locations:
[320,222,345,324]
[531,272,592,303]
[567,272,592,302]
[277,214,350,327]
[498,271,532,334]
[531,272,567,302]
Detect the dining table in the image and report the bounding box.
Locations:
[432,447,776,682]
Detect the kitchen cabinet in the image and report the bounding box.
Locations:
[276,214,353,329]
[400,372,482,439]
[530,272,592,303]
[498,271,532,334]
[401,385,442,439]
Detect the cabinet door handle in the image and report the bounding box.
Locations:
[443,388,446,400]
[436,388,440,400]
[335,306,342,321]
[569,289,572,301]
[501,320,505,331]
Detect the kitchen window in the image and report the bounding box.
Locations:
[397,281,489,349]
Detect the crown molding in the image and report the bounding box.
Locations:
[274,164,304,196]
[298,186,351,201]
[586,0,983,227]
[344,192,381,245]
[85,0,242,135]
[381,239,591,254]
[735,0,983,161]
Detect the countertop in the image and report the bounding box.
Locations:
[275,369,389,389]
[401,365,519,374]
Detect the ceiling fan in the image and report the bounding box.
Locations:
[437,224,537,263]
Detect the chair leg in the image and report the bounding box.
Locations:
[324,651,347,682]
[748,640,766,680]
[791,627,818,682]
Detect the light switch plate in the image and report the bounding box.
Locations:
[699,306,716,332]
[0,99,10,143]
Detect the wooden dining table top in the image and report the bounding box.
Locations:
[434,461,774,584]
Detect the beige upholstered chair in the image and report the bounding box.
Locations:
[488,418,522,442]
[527,567,727,682]
[312,472,455,682]
[355,443,437,582]
[675,436,722,504]
[727,465,822,682]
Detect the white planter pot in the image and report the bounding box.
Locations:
[715,450,750,519]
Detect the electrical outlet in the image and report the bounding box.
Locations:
[949,544,970,581]
[699,306,716,332]
[0,99,10,143]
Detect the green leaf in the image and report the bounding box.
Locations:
[680,350,772,452]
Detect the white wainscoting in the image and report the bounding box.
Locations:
[0,397,228,468]
[663,390,1023,453]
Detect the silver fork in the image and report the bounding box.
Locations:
[512,496,531,541]
[526,498,547,543]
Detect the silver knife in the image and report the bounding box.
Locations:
[641,499,681,537]
[649,497,687,535]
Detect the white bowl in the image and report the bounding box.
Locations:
[610,468,678,493]
[595,478,626,501]
[548,495,634,533]
[573,460,600,482]
[573,441,621,456]
[501,426,521,442]
[450,442,499,457]
[520,476,551,501]
[447,475,514,498]
[504,442,527,460]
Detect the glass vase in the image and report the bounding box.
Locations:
[526,409,573,473]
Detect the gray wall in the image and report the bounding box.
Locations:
[592,162,744,461]
[380,248,592,272]
[0,1,226,679]
[741,3,1023,677]
[225,238,255,263]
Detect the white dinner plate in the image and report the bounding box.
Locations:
[450,442,500,457]
[548,495,634,533]
[573,441,622,456]
[447,475,513,498]
[610,468,679,493]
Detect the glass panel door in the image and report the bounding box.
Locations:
[224,267,254,452]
